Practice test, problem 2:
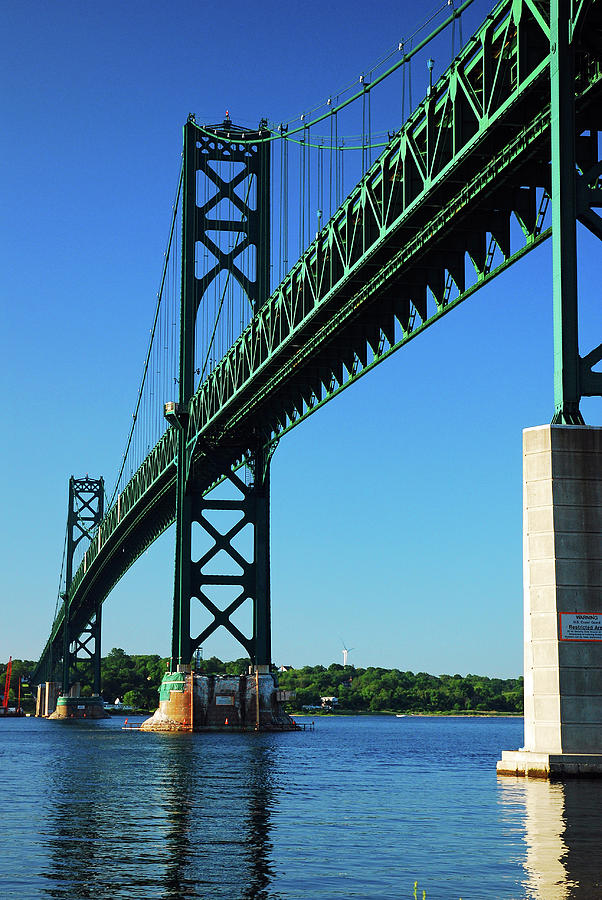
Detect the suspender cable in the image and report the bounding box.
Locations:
[306,122,311,249]
[108,163,183,509]
[283,131,288,275]
[334,109,339,207]
[361,81,366,174]
[329,109,333,217]
[270,141,275,294]
[401,41,406,123]
[340,137,345,209]
[299,129,304,256]
[279,132,283,283]
[318,143,323,235]
[408,39,413,113]
[367,86,372,170]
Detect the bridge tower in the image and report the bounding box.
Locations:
[170,115,273,675]
[61,476,105,696]
[143,115,298,730]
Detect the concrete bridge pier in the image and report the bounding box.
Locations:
[35,682,60,717]
[498,425,602,778]
[34,681,107,719]
[141,666,299,732]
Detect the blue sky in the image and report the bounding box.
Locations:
[2,0,600,677]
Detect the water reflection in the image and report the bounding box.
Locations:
[240,743,278,900]
[38,725,279,899]
[161,738,197,899]
[498,777,602,899]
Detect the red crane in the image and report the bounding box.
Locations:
[2,657,12,708]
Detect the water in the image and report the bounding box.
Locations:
[2,715,602,899]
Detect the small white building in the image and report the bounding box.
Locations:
[320,696,338,708]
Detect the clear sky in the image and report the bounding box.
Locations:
[2,0,600,677]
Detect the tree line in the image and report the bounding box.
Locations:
[276,664,523,713]
[1,652,523,714]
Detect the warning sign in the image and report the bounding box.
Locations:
[559,613,602,641]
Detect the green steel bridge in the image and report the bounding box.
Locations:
[33,0,602,694]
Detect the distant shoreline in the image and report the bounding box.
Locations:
[290,710,523,718]
[3,653,523,717]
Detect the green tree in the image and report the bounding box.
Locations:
[123,690,145,708]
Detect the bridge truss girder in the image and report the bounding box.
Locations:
[188,0,602,444]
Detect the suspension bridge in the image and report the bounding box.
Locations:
[31,0,602,749]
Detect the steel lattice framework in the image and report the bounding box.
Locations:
[171,119,272,670]
[38,477,104,687]
[33,0,602,686]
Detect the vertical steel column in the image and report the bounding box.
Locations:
[171,119,197,670]
[252,133,271,669]
[92,606,102,695]
[255,121,271,314]
[61,477,76,692]
[253,444,271,668]
[550,0,585,424]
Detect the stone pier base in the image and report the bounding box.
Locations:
[498,750,602,778]
[498,425,602,778]
[49,696,109,720]
[141,670,299,732]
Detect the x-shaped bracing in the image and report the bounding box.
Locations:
[195,152,258,310]
[189,468,257,657]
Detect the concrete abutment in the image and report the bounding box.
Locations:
[498,425,602,778]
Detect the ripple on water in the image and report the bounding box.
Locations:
[2,715,602,898]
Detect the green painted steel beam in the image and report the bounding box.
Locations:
[171,120,197,670]
[550,0,585,423]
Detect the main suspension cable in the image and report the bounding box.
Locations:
[108,164,183,509]
[195,0,474,146]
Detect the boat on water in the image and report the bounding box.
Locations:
[396,714,406,718]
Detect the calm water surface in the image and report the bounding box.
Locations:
[2,715,602,899]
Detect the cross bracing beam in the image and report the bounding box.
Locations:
[179,443,273,668]
[33,0,602,684]
[192,120,270,314]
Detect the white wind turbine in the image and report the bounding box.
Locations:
[341,640,355,667]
